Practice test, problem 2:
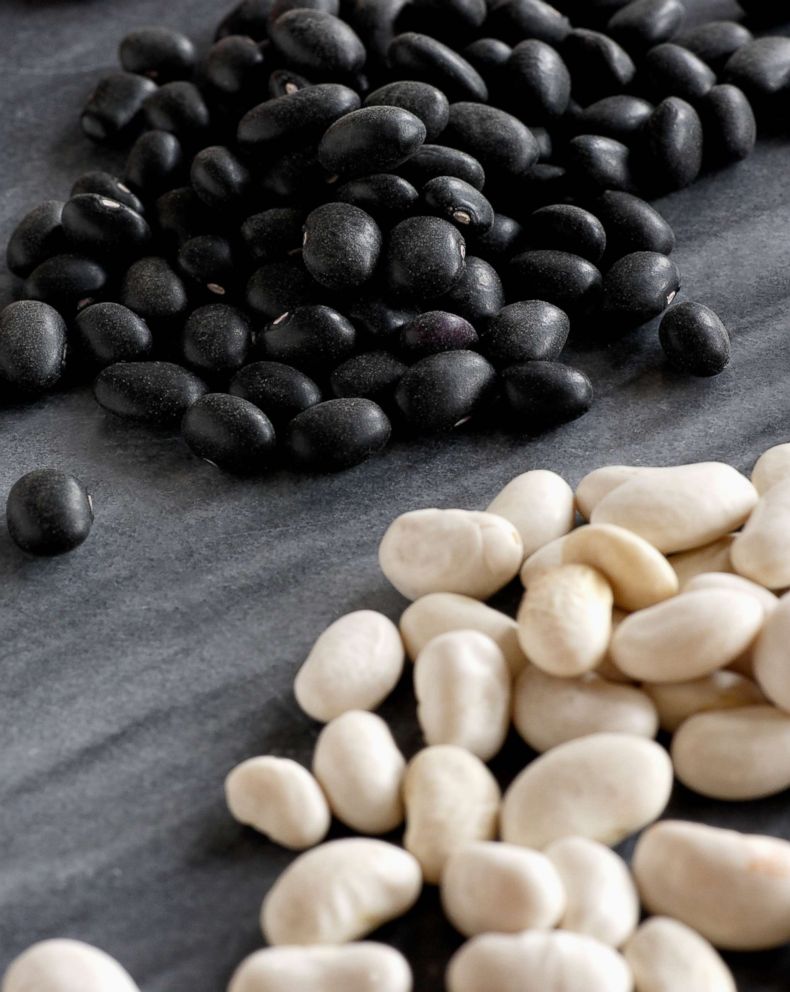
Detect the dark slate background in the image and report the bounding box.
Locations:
[2,0,790,988]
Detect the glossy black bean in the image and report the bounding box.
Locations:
[7,470,93,557]
[302,203,382,291]
[190,146,250,209]
[74,302,153,368]
[642,96,702,193]
[677,21,753,75]
[230,360,321,425]
[330,351,407,406]
[120,257,189,322]
[268,68,313,97]
[23,255,107,312]
[347,296,417,343]
[397,144,486,190]
[125,131,185,199]
[269,10,366,76]
[385,216,466,299]
[422,177,494,236]
[6,201,66,278]
[388,33,488,102]
[562,29,635,102]
[246,260,319,319]
[71,172,144,214]
[143,81,210,141]
[259,146,328,203]
[0,301,67,393]
[154,187,221,246]
[641,43,716,103]
[607,0,685,55]
[177,234,237,297]
[394,349,496,432]
[286,397,391,471]
[237,83,360,148]
[215,0,274,39]
[659,301,730,377]
[335,174,418,226]
[602,250,680,326]
[260,305,357,372]
[204,36,267,103]
[443,101,540,179]
[440,255,504,328]
[508,250,602,317]
[318,106,426,178]
[485,0,570,45]
[501,360,592,431]
[61,193,151,256]
[399,310,478,358]
[181,303,251,375]
[364,81,449,142]
[528,204,606,263]
[507,40,572,121]
[483,300,569,365]
[182,393,276,474]
[81,72,156,143]
[94,360,207,424]
[241,208,305,262]
[591,190,675,259]
[395,0,487,45]
[470,212,523,264]
[699,84,757,167]
[119,26,196,82]
[723,38,790,116]
[571,94,654,141]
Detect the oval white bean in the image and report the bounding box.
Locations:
[576,465,656,519]
[623,917,736,992]
[2,941,139,992]
[751,441,790,495]
[753,592,790,711]
[731,478,790,589]
[644,671,765,733]
[228,943,413,992]
[486,470,575,559]
[519,534,567,587]
[260,838,422,946]
[684,571,778,615]
[668,536,735,588]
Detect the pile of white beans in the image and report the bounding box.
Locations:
[10,443,790,992]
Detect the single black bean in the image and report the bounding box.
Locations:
[260,305,357,371]
[398,144,486,190]
[318,106,426,177]
[501,360,592,431]
[182,303,251,376]
[462,38,513,88]
[286,398,391,472]
[190,145,250,209]
[71,172,144,214]
[485,0,570,45]
[23,255,107,312]
[269,9,366,77]
[6,201,66,278]
[74,302,152,368]
[154,186,221,246]
[591,190,675,259]
[394,349,496,432]
[182,393,276,473]
[335,174,418,226]
[723,37,790,116]
[422,177,494,235]
[676,21,753,74]
[507,40,572,121]
[439,255,504,327]
[508,250,602,317]
[483,300,569,364]
[385,215,466,299]
[566,134,635,193]
[215,0,273,39]
[6,470,93,557]
[364,81,450,142]
[269,0,340,21]
[268,68,313,98]
[302,202,382,291]
[246,260,319,319]
[399,310,479,358]
[571,94,653,141]
[241,207,305,262]
[443,101,540,179]
[388,32,489,102]
[125,130,185,199]
[143,81,210,141]
[659,301,731,376]
[204,36,267,103]
[330,351,408,406]
[395,0,487,46]
[94,361,207,424]
[230,360,321,425]
[528,204,606,263]
[602,250,680,327]
[347,296,417,343]
[562,29,635,102]
[699,84,757,167]
[119,27,196,82]
[121,257,189,322]
[607,0,685,55]
[237,83,360,148]
[641,43,716,103]
[81,72,156,143]
[259,146,328,202]
[177,234,237,297]
[345,0,404,65]
[470,212,523,264]
[0,301,67,393]
[61,193,151,257]
[641,96,702,193]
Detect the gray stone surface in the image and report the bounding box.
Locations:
[2,0,790,988]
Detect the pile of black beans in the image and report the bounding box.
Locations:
[2,0,784,473]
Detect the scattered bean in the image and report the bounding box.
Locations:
[2,940,139,992]
[228,944,413,992]
[6,469,93,557]
[623,916,736,992]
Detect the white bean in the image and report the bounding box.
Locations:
[623,917,736,992]
[227,943,412,992]
[684,571,778,615]
[751,441,790,495]
[576,465,656,519]
[753,592,790,711]
[486,470,575,558]
[2,941,139,992]
[668,536,735,588]
[520,535,567,586]
[731,478,790,589]
[643,671,765,733]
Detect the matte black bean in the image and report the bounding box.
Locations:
[364,81,450,142]
[215,0,274,40]
[602,250,680,326]
[190,146,250,209]
[398,144,486,190]
[268,68,313,97]
[641,43,716,103]
[71,172,144,214]
[642,96,702,192]
[699,84,757,167]
[335,174,418,226]
[399,310,479,358]
[677,21,753,74]
[241,207,305,262]
[269,0,340,21]
[330,351,408,406]
[94,361,207,424]
[470,212,523,263]
[119,27,196,82]
[269,9,366,77]
[154,187,221,246]
[182,303,251,375]
[318,106,426,178]
[246,260,319,319]
[443,101,540,179]
[591,190,675,259]
[125,130,185,199]
[572,94,654,141]
[23,255,107,311]
[483,300,569,364]
[6,201,66,278]
[286,397,391,472]
[528,204,606,263]
[301,202,382,291]
[74,302,153,368]
[659,301,731,377]
[385,215,466,299]
[230,360,321,425]
[562,29,635,102]
[347,297,417,343]
[81,72,156,143]
[120,257,189,322]
[0,301,67,393]
[422,177,494,236]
[143,81,210,141]
[501,360,592,431]
[485,0,570,45]
[395,0,487,45]
[61,193,151,256]
[388,32,489,102]
[237,84,360,148]
[439,255,504,328]
[566,134,634,193]
[507,40,572,121]
[177,234,237,296]
[723,38,790,115]
[182,393,276,473]
[462,37,512,78]
[260,305,357,371]
[204,36,267,102]
[508,250,602,317]
[259,146,328,202]
[607,0,685,55]
[6,470,93,557]
[394,349,496,432]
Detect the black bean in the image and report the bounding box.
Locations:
[230,360,321,425]
[501,360,592,431]
[335,174,418,226]
[269,9,366,77]
[286,397,391,471]
[699,84,757,167]
[182,393,276,473]
[125,131,185,199]
[330,350,407,406]
[345,0,404,65]
[641,43,716,103]
[302,202,382,291]
[723,38,790,116]
[6,470,93,557]
[528,204,606,263]
[204,36,267,103]
[388,32,489,102]
[399,310,479,358]
[395,0,487,46]
[241,207,306,262]
[215,0,274,40]
[120,257,189,322]
[154,186,221,247]
[259,304,357,371]
[398,144,486,190]
[507,40,572,121]
[462,38,513,92]
[269,0,340,21]
[119,26,196,82]
[23,255,107,312]
[676,21,753,75]
[268,68,313,98]
[190,146,250,209]
[566,134,635,193]
[237,83,360,148]
[422,177,494,235]
[659,301,731,377]
[485,0,570,45]
[508,250,602,317]
[143,81,211,141]
[607,0,685,55]
[483,300,569,364]
[562,29,635,102]
[347,296,418,343]
[259,146,328,202]
[470,212,523,264]
[81,72,156,144]
[394,349,496,432]
[6,201,66,278]
[443,101,540,179]
[0,301,67,393]
[177,234,237,297]
[94,360,207,424]
[71,172,144,214]
[246,260,319,319]
[385,215,466,299]
[641,96,702,193]
[440,255,504,327]
[181,303,251,376]
[591,190,675,260]
[602,250,680,327]
[74,302,153,368]
[61,193,151,257]
[318,106,426,177]
[571,94,654,141]
[364,80,450,142]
